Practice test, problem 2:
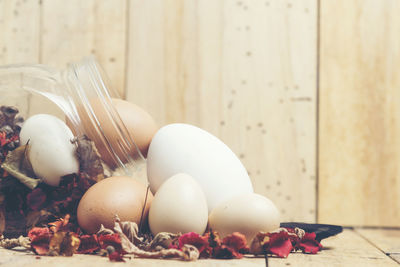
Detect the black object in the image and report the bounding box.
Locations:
[280,222,343,242]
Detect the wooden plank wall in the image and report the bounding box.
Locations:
[0,0,398,227]
[319,0,400,226]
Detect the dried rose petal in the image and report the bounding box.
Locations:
[265,230,293,258]
[222,232,249,253]
[77,235,99,254]
[297,232,323,254]
[214,245,243,259]
[28,227,51,240]
[98,234,123,253]
[29,228,52,255]
[27,188,47,211]
[108,251,125,262]
[178,232,209,255]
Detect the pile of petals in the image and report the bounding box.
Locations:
[20,215,323,261]
[250,227,323,258]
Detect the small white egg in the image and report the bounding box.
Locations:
[208,193,280,244]
[149,173,208,235]
[20,114,79,186]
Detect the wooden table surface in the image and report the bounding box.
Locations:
[0,228,398,267]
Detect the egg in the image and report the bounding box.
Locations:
[148,173,208,235]
[20,114,79,186]
[147,123,253,213]
[208,193,280,243]
[68,98,158,168]
[77,176,153,234]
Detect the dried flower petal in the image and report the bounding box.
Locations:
[98,234,123,253]
[29,228,52,255]
[264,229,293,258]
[77,235,99,254]
[28,227,50,240]
[27,188,46,211]
[108,251,125,262]
[222,232,248,253]
[297,232,323,254]
[48,232,80,256]
[178,232,209,256]
[48,214,71,233]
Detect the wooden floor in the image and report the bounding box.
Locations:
[0,228,398,266]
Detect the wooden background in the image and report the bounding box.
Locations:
[0,0,398,227]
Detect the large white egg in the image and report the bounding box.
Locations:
[148,173,208,235]
[20,114,79,186]
[208,193,280,243]
[147,123,254,213]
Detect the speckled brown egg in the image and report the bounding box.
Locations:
[77,176,153,234]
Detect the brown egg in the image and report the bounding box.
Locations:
[67,98,158,168]
[112,98,158,158]
[77,176,153,234]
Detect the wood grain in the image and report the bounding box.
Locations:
[319,0,400,226]
[356,228,400,254]
[126,0,317,222]
[0,0,43,117]
[0,229,398,266]
[40,0,127,97]
[0,0,40,64]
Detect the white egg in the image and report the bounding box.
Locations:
[147,123,253,213]
[208,193,280,243]
[20,114,79,186]
[148,173,208,235]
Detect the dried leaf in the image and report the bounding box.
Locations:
[48,232,80,256]
[112,218,199,261]
[249,232,269,255]
[25,209,54,230]
[1,145,39,189]
[0,235,30,249]
[48,214,71,233]
[116,219,144,245]
[0,106,20,128]
[147,232,179,251]
[72,135,104,182]
[97,224,114,236]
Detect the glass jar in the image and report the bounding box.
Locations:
[0,56,145,178]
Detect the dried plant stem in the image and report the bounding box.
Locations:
[129,244,199,261]
[0,235,30,249]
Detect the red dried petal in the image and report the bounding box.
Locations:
[29,230,52,255]
[108,251,125,262]
[0,132,8,147]
[214,245,243,259]
[28,227,51,240]
[77,235,99,254]
[268,238,293,258]
[98,234,123,253]
[265,230,293,258]
[298,232,323,254]
[222,232,249,253]
[178,232,209,255]
[27,188,47,211]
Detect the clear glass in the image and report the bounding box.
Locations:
[0,56,144,176]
